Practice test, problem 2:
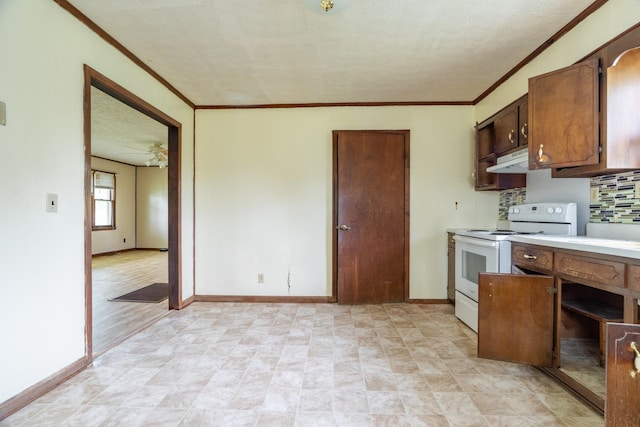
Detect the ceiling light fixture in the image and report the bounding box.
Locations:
[303,0,352,14]
[320,0,333,12]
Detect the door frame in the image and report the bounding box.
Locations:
[331,130,410,302]
[83,65,182,359]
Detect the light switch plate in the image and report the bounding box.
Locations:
[0,101,6,126]
[590,187,599,202]
[635,182,640,199]
[46,193,58,213]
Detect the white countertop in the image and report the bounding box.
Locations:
[508,234,640,260]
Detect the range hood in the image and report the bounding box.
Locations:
[486,148,529,174]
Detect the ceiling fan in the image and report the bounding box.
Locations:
[122,143,168,168]
[144,143,168,168]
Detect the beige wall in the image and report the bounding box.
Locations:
[136,167,168,249]
[195,106,498,299]
[89,160,168,254]
[0,0,194,403]
[90,157,137,254]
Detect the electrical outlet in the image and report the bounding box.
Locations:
[590,187,599,202]
[258,273,264,284]
[635,182,640,199]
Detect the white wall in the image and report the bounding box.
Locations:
[474,0,640,225]
[0,0,194,404]
[136,167,169,249]
[195,106,499,300]
[90,157,137,254]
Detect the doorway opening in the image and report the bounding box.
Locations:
[83,66,182,359]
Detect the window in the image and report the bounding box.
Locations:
[92,170,115,230]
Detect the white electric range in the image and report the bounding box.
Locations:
[452,202,578,332]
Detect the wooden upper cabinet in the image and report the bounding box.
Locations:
[494,107,518,155]
[529,26,640,178]
[474,122,526,191]
[474,94,527,191]
[528,58,600,170]
[517,96,528,148]
[606,46,640,170]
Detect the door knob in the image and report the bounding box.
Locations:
[338,224,351,231]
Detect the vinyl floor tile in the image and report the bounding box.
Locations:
[1,303,604,426]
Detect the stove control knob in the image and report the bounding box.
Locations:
[512,208,520,214]
[546,207,554,214]
[554,207,563,214]
[508,207,514,214]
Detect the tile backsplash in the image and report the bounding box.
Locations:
[499,170,640,223]
[590,171,640,223]
[498,187,526,220]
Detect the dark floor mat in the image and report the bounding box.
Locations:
[109,283,168,303]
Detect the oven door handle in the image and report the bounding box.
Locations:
[453,235,498,248]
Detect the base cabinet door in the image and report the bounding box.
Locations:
[606,323,640,426]
[478,273,555,367]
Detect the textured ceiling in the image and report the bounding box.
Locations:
[65,0,597,106]
[91,87,168,166]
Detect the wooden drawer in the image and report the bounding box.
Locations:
[555,252,625,288]
[512,244,553,273]
[628,265,640,292]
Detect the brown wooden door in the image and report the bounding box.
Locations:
[478,273,555,367]
[528,58,600,169]
[606,322,640,426]
[333,130,408,304]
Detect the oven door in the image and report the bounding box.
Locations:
[453,235,501,303]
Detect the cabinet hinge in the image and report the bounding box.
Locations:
[548,350,556,360]
[546,287,557,294]
[598,145,602,153]
[598,66,602,74]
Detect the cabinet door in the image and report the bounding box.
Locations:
[606,323,640,426]
[494,108,518,155]
[529,58,600,169]
[517,97,528,148]
[447,234,455,302]
[478,273,554,367]
[607,46,640,170]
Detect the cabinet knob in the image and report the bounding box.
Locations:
[521,123,528,139]
[630,342,640,378]
[508,130,516,144]
[536,144,550,165]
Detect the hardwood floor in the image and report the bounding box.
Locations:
[92,250,169,355]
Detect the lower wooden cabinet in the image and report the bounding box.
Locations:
[447,232,455,302]
[479,242,640,415]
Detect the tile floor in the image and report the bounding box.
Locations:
[1,303,604,426]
